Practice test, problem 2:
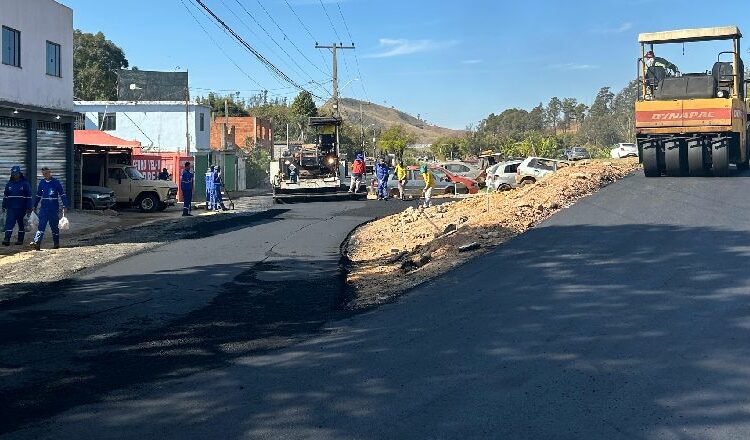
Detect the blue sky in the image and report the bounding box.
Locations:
[62,0,750,129]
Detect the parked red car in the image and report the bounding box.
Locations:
[430,166,480,194]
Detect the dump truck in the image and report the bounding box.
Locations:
[636,26,749,177]
[270,116,365,202]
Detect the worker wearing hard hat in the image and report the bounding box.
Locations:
[645,50,680,76]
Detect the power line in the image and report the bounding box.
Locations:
[335,1,370,102]
[226,0,330,98]
[318,0,356,100]
[283,0,330,69]
[190,0,321,99]
[179,0,265,90]
[319,0,342,44]
[251,0,330,78]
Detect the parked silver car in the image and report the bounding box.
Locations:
[384,166,468,199]
[485,160,522,191]
[436,161,483,181]
[516,157,571,186]
[564,147,592,161]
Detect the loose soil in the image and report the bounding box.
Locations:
[344,158,640,309]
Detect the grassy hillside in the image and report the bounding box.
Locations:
[323,98,465,144]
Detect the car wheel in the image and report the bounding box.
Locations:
[496,183,511,192]
[519,178,535,187]
[137,194,159,213]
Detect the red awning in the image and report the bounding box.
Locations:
[74,130,141,148]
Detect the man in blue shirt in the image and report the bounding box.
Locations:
[30,166,68,250]
[181,162,194,217]
[2,166,32,246]
[204,165,215,210]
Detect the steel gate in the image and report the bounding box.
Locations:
[37,122,68,183]
[0,117,29,176]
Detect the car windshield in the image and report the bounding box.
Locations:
[432,169,447,180]
[621,143,636,148]
[487,164,501,174]
[125,167,146,180]
[574,147,587,152]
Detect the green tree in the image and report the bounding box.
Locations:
[73,30,129,100]
[378,124,416,159]
[546,97,562,134]
[290,91,318,141]
[561,98,578,131]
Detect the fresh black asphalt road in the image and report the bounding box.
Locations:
[5,172,750,439]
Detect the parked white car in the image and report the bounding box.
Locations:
[485,160,522,191]
[515,157,570,186]
[611,143,638,158]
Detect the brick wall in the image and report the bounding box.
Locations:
[209,116,273,151]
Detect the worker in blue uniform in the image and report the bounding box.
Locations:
[375,157,391,200]
[30,167,68,250]
[181,162,194,217]
[204,165,215,210]
[2,166,32,246]
[213,166,228,211]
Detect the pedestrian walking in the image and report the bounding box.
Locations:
[395,160,408,200]
[205,165,215,210]
[2,166,32,246]
[30,167,68,250]
[213,166,228,211]
[349,153,365,193]
[181,162,194,217]
[375,157,391,200]
[420,164,436,208]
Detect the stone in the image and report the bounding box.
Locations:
[458,242,481,252]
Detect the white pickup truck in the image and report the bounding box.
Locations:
[107,165,178,212]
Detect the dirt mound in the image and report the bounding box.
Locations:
[344,159,640,308]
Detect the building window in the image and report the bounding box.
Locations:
[199,113,205,131]
[2,26,21,67]
[98,112,116,131]
[46,41,61,77]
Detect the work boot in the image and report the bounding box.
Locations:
[1,241,9,246]
[16,231,25,245]
[29,241,40,251]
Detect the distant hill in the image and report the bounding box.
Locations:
[322,98,465,144]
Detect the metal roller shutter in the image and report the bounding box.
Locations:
[0,117,29,176]
[37,123,68,183]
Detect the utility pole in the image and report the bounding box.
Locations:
[184,84,190,156]
[315,43,355,118]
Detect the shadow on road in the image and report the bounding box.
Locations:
[38,222,749,439]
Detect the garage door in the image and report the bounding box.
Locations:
[37,123,68,183]
[0,116,29,176]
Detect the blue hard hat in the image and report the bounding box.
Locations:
[10,166,21,175]
[356,153,364,160]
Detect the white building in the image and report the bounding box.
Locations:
[0,0,75,194]
[74,101,212,153]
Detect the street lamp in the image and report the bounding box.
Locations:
[339,77,360,95]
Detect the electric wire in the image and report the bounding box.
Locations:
[190,0,321,99]
[335,1,370,101]
[227,0,330,97]
[282,0,331,69]
[251,0,330,78]
[179,0,265,90]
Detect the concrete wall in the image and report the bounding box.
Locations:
[0,0,73,111]
[74,101,212,152]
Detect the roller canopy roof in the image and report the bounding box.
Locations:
[639,26,741,44]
